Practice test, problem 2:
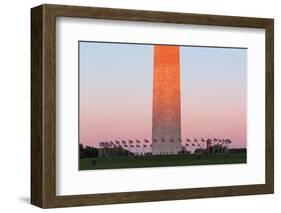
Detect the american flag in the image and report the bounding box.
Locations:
[207,139,212,146]
[110,141,114,145]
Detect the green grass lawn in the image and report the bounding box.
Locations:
[79,153,246,170]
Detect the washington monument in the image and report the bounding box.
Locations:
[152,45,181,155]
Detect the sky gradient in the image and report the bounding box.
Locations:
[79,42,247,148]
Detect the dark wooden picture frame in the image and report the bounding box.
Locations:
[31,4,274,208]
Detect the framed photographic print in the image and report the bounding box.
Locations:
[31,4,274,208]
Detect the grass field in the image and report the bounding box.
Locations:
[79,153,246,170]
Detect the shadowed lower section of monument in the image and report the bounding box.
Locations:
[152,45,181,155]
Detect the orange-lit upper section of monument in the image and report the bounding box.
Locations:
[152,45,181,154]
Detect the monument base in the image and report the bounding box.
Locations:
[152,141,181,155]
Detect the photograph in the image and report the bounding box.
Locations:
[78,41,247,170]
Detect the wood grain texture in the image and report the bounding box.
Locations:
[31,4,274,208]
[265,20,274,193]
[31,5,43,207]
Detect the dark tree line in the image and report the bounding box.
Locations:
[79,144,99,158]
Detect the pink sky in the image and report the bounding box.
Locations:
[79,43,247,148]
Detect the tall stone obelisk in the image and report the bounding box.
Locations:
[152,45,181,155]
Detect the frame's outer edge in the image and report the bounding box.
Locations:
[31,4,274,208]
[31,4,57,208]
[42,2,57,207]
[31,5,44,208]
[44,3,271,28]
[265,20,274,193]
